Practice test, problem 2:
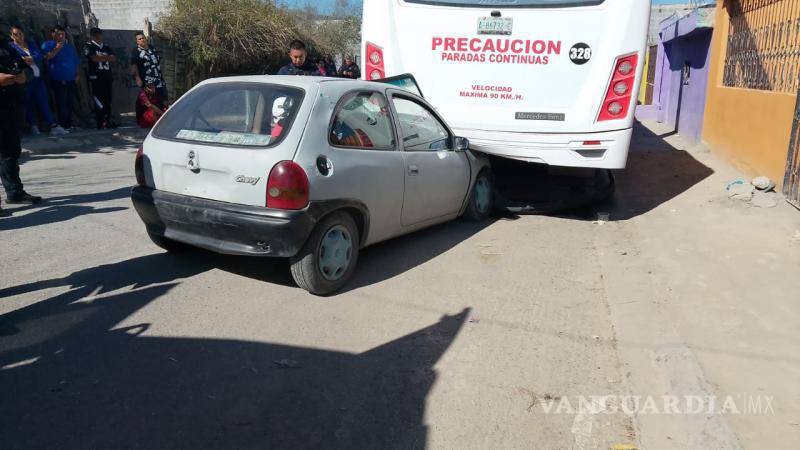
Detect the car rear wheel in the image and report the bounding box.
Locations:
[290,211,360,296]
[147,230,186,252]
[463,170,493,221]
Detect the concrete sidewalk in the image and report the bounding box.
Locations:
[599,120,800,450]
[21,126,148,156]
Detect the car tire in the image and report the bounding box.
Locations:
[147,230,186,252]
[463,170,494,221]
[290,211,360,296]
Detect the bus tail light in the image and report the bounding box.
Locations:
[266,161,309,210]
[365,42,385,80]
[597,53,638,122]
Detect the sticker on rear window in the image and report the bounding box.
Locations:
[176,129,272,146]
[515,112,565,121]
[569,43,592,65]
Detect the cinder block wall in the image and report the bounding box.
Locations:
[90,0,172,31]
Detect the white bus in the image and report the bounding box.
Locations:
[362,0,650,169]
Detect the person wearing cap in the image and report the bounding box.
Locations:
[84,27,117,129]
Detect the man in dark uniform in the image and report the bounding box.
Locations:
[277,40,321,76]
[84,27,117,129]
[0,39,41,213]
[339,56,360,79]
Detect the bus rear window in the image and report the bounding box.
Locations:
[153,83,304,148]
[402,0,603,7]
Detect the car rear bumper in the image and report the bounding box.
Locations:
[455,127,633,169]
[131,186,316,257]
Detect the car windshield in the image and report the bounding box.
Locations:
[153,83,304,147]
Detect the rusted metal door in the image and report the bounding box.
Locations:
[644,44,657,105]
[784,83,800,208]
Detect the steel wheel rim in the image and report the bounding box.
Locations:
[318,224,353,281]
[475,177,490,214]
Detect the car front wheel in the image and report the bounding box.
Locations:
[290,211,360,296]
[463,170,493,221]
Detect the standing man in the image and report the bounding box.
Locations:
[130,32,168,103]
[338,56,360,79]
[1,39,41,211]
[42,26,80,130]
[277,40,321,76]
[84,27,117,129]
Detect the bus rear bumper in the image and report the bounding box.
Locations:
[456,127,633,169]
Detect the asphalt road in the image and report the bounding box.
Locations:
[1,122,798,449]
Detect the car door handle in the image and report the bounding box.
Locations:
[408,165,419,176]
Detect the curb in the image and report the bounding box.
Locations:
[21,126,148,156]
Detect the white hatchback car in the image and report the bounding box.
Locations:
[132,76,492,295]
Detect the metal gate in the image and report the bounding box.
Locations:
[784,83,800,208]
[644,44,657,105]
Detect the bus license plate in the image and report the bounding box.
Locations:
[478,17,513,35]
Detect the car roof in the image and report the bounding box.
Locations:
[198,75,386,91]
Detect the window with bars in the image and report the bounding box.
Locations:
[723,0,800,93]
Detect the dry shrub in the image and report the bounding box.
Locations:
[159,0,301,75]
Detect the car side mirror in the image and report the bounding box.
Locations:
[454,136,470,151]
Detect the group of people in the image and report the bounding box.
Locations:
[1,31,360,216]
[0,25,171,215]
[278,40,361,80]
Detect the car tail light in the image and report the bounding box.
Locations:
[266,161,309,210]
[597,53,639,122]
[135,145,146,186]
[365,42,384,80]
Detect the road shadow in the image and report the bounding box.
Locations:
[489,121,714,221]
[0,187,131,231]
[598,121,715,221]
[342,218,496,293]
[163,217,495,294]
[0,257,470,448]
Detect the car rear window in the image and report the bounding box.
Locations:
[153,83,304,147]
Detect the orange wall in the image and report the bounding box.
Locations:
[702,3,795,187]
